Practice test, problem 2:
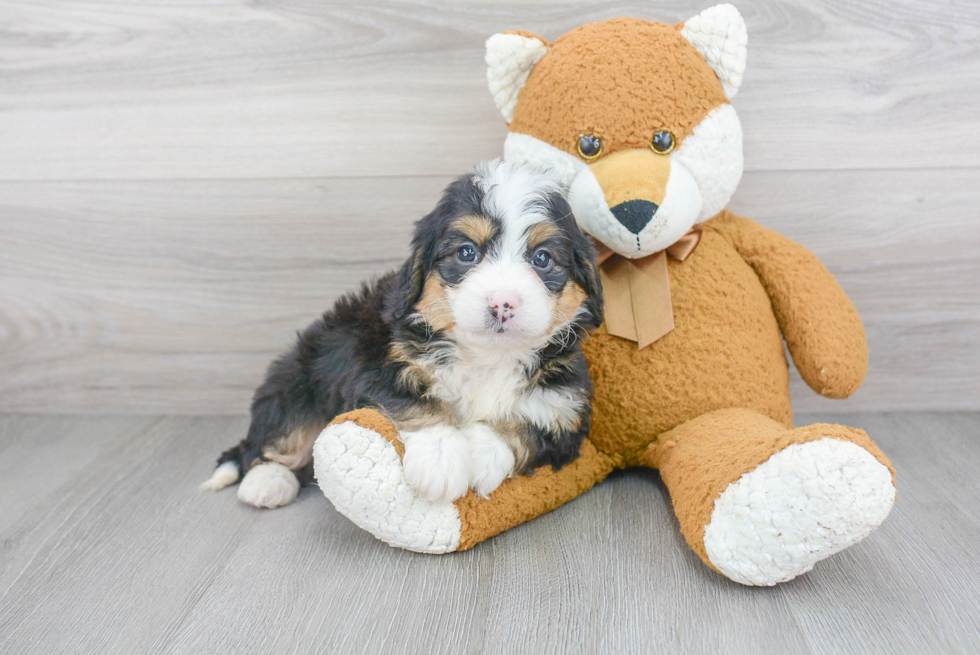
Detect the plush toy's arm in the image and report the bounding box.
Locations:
[709,211,867,398]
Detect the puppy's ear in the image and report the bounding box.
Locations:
[550,195,604,330]
[388,178,471,321]
[569,229,604,330]
[389,219,439,321]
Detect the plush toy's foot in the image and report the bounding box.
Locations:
[649,408,897,586]
[313,409,615,553]
[703,435,895,585]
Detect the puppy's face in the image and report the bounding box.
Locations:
[404,161,602,350]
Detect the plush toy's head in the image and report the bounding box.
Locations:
[487,4,747,258]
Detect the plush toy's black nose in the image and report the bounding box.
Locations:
[610,199,659,235]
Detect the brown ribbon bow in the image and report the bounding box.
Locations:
[593,227,702,349]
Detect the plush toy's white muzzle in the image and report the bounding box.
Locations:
[503,103,743,257]
[567,155,703,258]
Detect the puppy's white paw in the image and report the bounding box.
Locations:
[402,426,471,503]
[237,462,300,509]
[465,423,515,498]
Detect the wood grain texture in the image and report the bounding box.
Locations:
[0,0,978,179]
[0,412,978,654]
[2,169,977,413]
[1,0,978,413]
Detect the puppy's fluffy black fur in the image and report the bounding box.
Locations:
[212,167,603,490]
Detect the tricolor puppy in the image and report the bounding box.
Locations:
[203,160,603,508]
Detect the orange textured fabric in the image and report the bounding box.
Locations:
[709,213,869,398]
[583,212,796,464]
[455,439,616,551]
[509,18,728,158]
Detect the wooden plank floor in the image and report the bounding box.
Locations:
[1,412,977,654]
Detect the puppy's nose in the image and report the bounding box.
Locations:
[488,291,520,322]
[610,199,659,235]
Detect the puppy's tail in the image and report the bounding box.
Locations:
[200,441,245,491]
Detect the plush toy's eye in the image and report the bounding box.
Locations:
[531,249,553,269]
[456,244,479,264]
[650,130,675,155]
[576,134,603,161]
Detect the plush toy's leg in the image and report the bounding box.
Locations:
[313,409,616,553]
[643,408,897,586]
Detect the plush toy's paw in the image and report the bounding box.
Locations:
[464,423,516,498]
[703,437,896,586]
[313,418,462,554]
[402,426,472,503]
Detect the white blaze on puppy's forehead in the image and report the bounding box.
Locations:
[472,160,563,261]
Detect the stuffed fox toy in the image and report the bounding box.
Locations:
[313,4,896,586]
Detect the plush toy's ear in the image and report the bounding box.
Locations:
[486,31,550,122]
[680,4,748,99]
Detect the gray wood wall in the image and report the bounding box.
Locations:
[1,0,978,414]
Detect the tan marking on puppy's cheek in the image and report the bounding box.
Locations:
[416,273,455,331]
[527,222,561,250]
[452,215,497,246]
[550,280,587,330]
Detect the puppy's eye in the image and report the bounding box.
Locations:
[531,249,553,269]
[576,134,603,161]
[650,130,675,155]
[456,244,479,264]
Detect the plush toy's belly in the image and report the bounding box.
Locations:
[582,227,792,463]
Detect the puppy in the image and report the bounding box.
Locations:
[202,160,603,508]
